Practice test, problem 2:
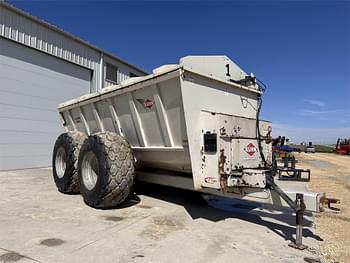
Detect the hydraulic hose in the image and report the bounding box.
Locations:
[256,95,272,168]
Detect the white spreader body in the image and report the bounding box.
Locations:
[58,56,324,213]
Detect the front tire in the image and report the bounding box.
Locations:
[78,132,135,208]
[52,131,87,194]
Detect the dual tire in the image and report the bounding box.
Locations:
[52,131,86,194]
[52,131,135,208]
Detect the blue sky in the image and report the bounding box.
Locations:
[10,1,350,144]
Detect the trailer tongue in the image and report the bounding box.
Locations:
[53,55,325,249]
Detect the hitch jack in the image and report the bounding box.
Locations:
[268,179,307,250]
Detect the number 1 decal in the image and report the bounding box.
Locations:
[225,63,231,77]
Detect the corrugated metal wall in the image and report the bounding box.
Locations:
[0,5,100,70]
[0,4,101,92]
[0,3,147,92]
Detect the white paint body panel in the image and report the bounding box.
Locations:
[59,56,263,186]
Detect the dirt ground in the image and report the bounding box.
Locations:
[296,153,350,263]
[1,153,348,262]
[0,168,321,263]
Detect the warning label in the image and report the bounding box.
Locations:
[244,143,257,157]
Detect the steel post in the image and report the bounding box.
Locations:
[289,193,307,250]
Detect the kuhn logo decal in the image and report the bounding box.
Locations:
[136,98,154,109]
[244,143,257,156]
[204,177,217,184]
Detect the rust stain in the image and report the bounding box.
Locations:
[220,175,227,192]
[218,149,226,175]
[218,149,227,192]
[264,126,273,144]
[219,127,226,136]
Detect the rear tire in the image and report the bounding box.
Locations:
[52,131,87,194]
[78,132,135,208]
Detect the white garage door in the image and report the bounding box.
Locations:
[0,37,91,170]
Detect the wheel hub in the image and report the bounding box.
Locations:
[55,147,66,178]
[81,151,99,190]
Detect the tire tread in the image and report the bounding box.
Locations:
[82,132,134,208]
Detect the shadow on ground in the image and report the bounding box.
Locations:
[134,182,323,243]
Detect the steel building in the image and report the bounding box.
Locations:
[0,2,147,170]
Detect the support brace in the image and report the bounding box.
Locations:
[267,177,307,250]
